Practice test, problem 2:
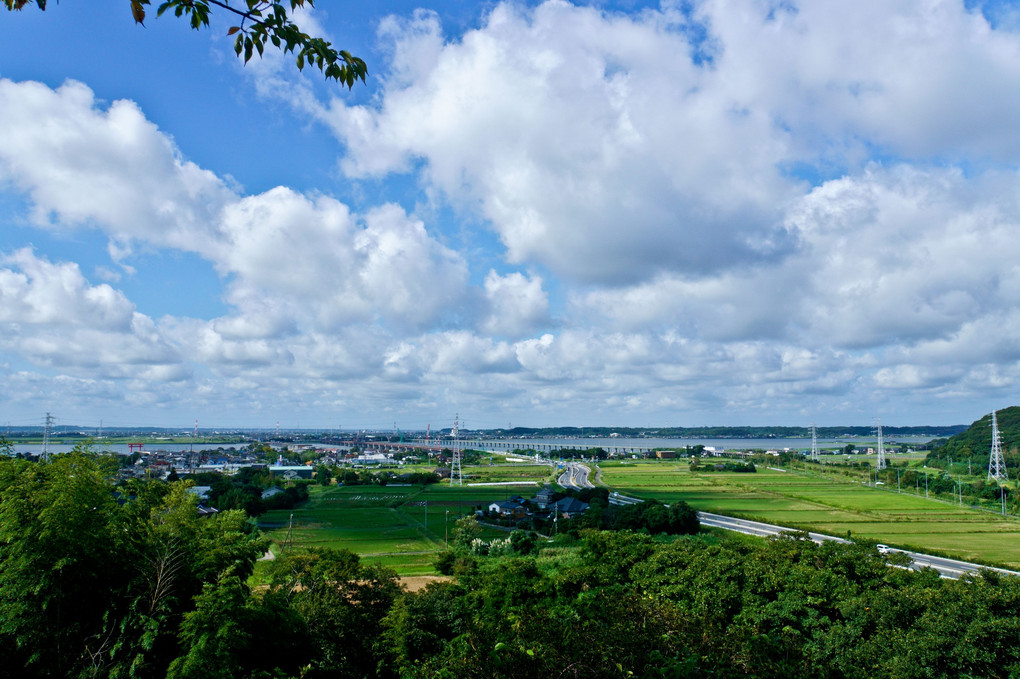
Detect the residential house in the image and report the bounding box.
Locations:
[488,500,528,519]
[550,497,589,519]
[535,485,556,510]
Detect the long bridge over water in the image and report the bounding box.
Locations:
[351,439,661,457]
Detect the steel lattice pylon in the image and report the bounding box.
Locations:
[988,410,1008,482]
[876,419,886,470]
[450,413,463,486]
[810,424,819,462]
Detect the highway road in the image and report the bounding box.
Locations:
[557,462,594,489]
[606,492,1018,581]
[697,510,1020,580]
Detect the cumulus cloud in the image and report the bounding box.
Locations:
[211,190,469,332]
[0,249,184,377]
[577,165,1020,347]
[481,270,550,337]
[0,78,472,338]
[5,1,1020,425]
[325,2,799,284]
[0,80,233,253]
[704,0,1020,162]
[315,0,1020,292]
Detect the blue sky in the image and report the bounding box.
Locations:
[2,0,1020,431]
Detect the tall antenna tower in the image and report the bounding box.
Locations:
[988,410,1008,482]
[875,418,886,470]
[810,424,819,462]
[450,413,463,485]
[42,412,54,462]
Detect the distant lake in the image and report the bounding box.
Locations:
[7,443,246,456]
[475,436,935,450]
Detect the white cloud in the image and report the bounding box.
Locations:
[211,189,469,333]
[0,79,233,254]
[0,78,472,339]
[5,1,1020,426]
[324,2,798,284]
[704,0,1020,162]
[0,249,184,377]
[314,0,1020,292]
[481,270,550,337]
[577,165,1020,357]
[0,248,134,329]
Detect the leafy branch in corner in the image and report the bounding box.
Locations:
[3,0,368,88]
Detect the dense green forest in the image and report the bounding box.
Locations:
[2,452,1019,678]
[926,406,1020,472]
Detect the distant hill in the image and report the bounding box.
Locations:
[926,407,1020,468]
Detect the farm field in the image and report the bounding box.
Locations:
[598,460,1020,568]
[259,476,542,575]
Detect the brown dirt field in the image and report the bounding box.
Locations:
[400,575,451,591]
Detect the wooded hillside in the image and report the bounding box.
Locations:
[926,406,1020,471]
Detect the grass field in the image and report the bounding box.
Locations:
[259,474,546,575]
[598,460,1020,568]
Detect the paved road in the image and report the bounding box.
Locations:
[608,493,1018,581]
[557,462,594,489]
[698,510,1019,580]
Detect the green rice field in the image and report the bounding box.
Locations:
[259,472,547,575]
[261,458,1020,574]
[599,460,1020,568]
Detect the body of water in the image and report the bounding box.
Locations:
[475,436,935,451]
[7,442,245,456]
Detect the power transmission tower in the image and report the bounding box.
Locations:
[810,424,819,462]
[988,410,1008,482]
[875,419,886,470]
[450,413,463,486]
[42,412,54,462]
